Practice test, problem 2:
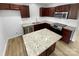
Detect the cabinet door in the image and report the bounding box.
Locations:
[34,24,41,31]
[44,23,51,29]
[39,43,56,56]
[23,26,34,34]
[40,8,49,16]
[40,8,44,16]
[62,28,72,43]
[34,25,39,31]
[55,5,70,12]
[10,4,20,10]
[20,5,30,18]
[23,27,29,34]
[0,3,10,10]
[40,7,55,17]
[39,8,43,16]
[68,4,79,19]
[34,23,45,31]
[28,26,34,33]
[55,6,62,12]
[46,43,56,56]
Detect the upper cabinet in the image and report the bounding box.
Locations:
[55,5,70,12]
[10,4,20,10]
[40,3,79,19]
[55,4,79,19]
[0,3,30,18]
[20,5,30,18]
[40,7,55,17]
[0,3,10,10]
[68,4,79,19]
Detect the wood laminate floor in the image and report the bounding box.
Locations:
[5,36,27,56]
[5,31,79,56]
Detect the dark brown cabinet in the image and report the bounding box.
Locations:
[10,4,20,10]
[40,7,55,17]
[34,25,40,31]
[20,5,30,18]
[61,28,72,43]
[39,43,56,56]
[55,5,70,12]
[46,43,56,56]
[68,4,79,19]
[40,4,79,19]
[0,3,30,18]
[34,23,53,31]
[0,3,10,10]
[55,4,79,19]
[34,23,62,35]
[34,23,45,31]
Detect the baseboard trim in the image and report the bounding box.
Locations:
[3,39,8,56]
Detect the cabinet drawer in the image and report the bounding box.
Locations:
[39,43,56,56]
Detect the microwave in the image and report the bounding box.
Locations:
[54,12,68,19]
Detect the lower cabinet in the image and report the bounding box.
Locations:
[39,43,56,56]
[34,23,62,35]
[34,23,53,31]
[23,26,34,34]
[68,4,79,19]
[46,43,56,56]
[34,23,46,31]
[61,28,72,43]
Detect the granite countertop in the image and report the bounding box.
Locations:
[22,28,62,56]
[22,20,52,27]
[22,22,43,27]
[64,26,76,31]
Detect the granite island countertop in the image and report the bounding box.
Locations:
[22,28,62,56]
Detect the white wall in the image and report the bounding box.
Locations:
[29,4,39,18]
[0,10,23,55]
[0,18,6,56]
[0,10,23,39]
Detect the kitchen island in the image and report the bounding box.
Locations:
[23,28,62,56]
